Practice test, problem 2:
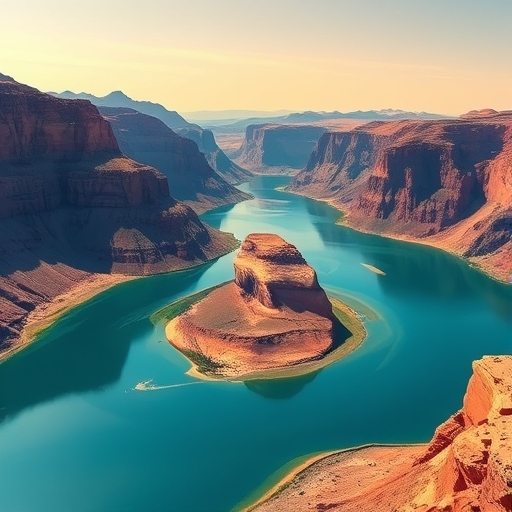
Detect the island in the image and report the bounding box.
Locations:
[161,233,367,379]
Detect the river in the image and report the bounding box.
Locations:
[0,176,510,512]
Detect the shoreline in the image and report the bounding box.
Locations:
[236,442,427,512]
[161,285,370,382]
[279,187,511,285]
[1,244,241,366]
[0,273,136,365]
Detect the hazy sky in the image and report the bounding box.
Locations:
[2,0,511,114]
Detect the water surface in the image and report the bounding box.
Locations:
[0,176,510,512]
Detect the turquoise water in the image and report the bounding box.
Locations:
[0,175,510,512]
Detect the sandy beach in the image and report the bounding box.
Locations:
[242,444,425,512]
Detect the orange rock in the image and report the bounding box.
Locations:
[166,234,341,378]
[288,114,512,282]
[252,356,512,512]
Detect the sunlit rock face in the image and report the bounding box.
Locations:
[288,113,512,281]
[166,233,342,378]
[0,75,237,348]
[234,233,334,318]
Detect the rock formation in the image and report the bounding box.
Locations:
[0,75,238,351]
[174,126,253,184]
[98,107,251,213]
[289,114,512,282]
[252,356,512,512]
[51,90,252,185]
[235,124,327,172]
[166,233,345,378]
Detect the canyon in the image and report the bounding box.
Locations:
[165,233,358,379]
[98,106,251,214]
[251,356,512,512]
[234,124,327,172]
[53,90,252,185]
[0,75,238,354]
[289,112,512,282]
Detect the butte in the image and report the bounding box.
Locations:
[165,233,365,379]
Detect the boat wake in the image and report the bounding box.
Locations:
[133,379,204,392]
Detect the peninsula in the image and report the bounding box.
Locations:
[247,356,512,512]
[164,233,366,379]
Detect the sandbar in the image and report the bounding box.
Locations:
[360,263,386,275]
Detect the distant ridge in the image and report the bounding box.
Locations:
[50,89,252,184]
[51,89,192,128]
[208,108,452,133]
[0,73,16,82]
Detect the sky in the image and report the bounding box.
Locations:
[2,0,511,115]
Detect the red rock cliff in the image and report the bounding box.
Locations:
[0,76,237,349]
[412,356,512,511]
[236,124,326,171]
[234,233,334,318]
[252,356,512,512]
[288,115,512,281]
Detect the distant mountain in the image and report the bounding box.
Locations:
[52,90,192,128]
[182,109,293,122]
[0,73,15,82]
[50,90,252,184]
[208,109,451,134]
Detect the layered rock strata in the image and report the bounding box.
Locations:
[288,114,512,281]
[0,76,237,350]
[252,356,512,512]
[166,233,341,377]
[99,107,251,213]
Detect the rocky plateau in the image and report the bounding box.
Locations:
[252,356,512,512]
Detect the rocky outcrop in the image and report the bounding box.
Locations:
[288,128,392,201]
[52,90,253,185]
[233,234,334,316]
[0,76,238,350]
[98,107,251,213]
[411,356,512,510]
[236,124,327,172]
[289,115,512,282]
[166,234,347,378]
[252,356,512,512]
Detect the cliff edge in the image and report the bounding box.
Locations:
[0,75,237,353]
[251,356,512,512]
[288,115,512,282]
